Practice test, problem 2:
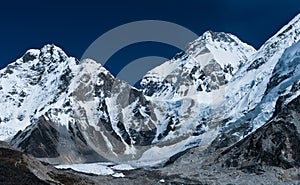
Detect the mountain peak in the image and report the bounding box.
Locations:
[19,44,69,67]
[40,44,66,54]
[201,30,235,43]
[141,31,256,97]
[185,31,256,59]
[39,44,68,63]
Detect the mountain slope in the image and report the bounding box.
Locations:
[3,45,163,163]
[140,31,256,98]
[219,41,300,170]
[214,13,300,148]
[160,39,300,185]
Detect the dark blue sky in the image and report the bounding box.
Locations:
[1,0,300,77]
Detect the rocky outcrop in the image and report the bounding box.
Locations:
[219,83,300,170]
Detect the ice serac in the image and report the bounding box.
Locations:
[140,31,256,98]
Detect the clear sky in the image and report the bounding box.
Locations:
[1,0,300,78]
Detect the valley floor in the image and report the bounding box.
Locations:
[1,141,300,185]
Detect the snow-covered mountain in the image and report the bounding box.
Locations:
[3,44,221,164]
[1,14,300,171]
[141,31,256,98]
[1,45,164,163]
[213,13,300,148]
[165,41,300,184]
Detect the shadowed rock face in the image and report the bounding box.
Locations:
[11,115,60,158]
[0,141,104,185]
[10,114,109,164]
[219,93,300,170]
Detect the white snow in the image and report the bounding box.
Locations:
[112,173,125,178]
[0,124,16,141]
[111,163,135,171]
[159,179,165,183]
[55,163,134,177]
[147,60,180,80]
[56,163,114,175]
